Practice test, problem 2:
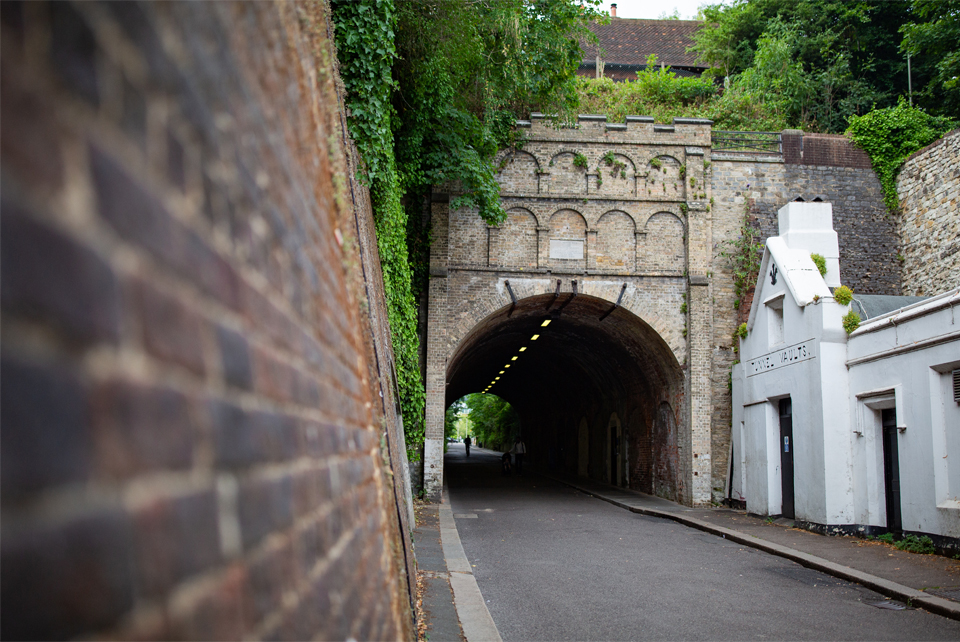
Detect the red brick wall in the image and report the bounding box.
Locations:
[1,1,413,639]
[782,132,873,169]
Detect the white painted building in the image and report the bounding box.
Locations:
[731,201,960,547]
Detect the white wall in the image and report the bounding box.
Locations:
[848,290,960,539]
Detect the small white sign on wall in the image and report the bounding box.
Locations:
[746,339,817,377]
[550,239,584,260]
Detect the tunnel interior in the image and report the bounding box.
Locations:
[445,293,687,502]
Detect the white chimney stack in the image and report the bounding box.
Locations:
[777,201,842,287]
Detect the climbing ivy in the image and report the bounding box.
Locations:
[331,0,603,460]
[718,204,764,311]
[332,0,424,457]
[846,101,956,212]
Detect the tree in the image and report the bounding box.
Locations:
[692,0,921,132]
[900,0,960,117]
[331,0,601,458]
[459,393,520,451]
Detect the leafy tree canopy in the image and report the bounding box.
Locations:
[331,0,601,457]
[456,394,520,451]
[691,0,958,131]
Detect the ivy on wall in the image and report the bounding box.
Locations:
[331,0,425,457]
[846,101,956,212]
[331,0,602,460]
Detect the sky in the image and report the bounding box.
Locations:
[602,0,719,20]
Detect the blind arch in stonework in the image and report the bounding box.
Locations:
[497,207,538,269]
[595,210,636,271]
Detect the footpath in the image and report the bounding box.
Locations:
[413,483,501,642]
[417,454,960,641]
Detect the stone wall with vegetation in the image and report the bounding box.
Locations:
[0,2,414,639]
[896,130,960,296]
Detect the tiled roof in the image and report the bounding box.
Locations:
[581,18,706,70]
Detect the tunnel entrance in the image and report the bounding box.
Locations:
[443,294,686,501]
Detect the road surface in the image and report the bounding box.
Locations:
[445,445,960,641]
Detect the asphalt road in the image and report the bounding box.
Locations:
[445,445,960,641]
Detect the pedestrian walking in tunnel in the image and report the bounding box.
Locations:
[464,434,471,457]
[511,437,527,475]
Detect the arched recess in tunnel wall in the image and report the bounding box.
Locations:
[444,293,687,502]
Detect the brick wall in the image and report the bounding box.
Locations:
[782,131,873,169]
[1,2,413,639]
[896,129,960,296]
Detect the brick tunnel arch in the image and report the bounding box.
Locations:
[444,293,687,502]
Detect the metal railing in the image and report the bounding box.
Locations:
[712,131,782,154]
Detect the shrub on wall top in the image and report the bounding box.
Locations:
[833,284,853,306]
[810,253,827,277]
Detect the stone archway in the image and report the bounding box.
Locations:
[431,291,687,501]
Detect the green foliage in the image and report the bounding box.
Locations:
[874,532,936,554]
[719,206,764,311]
[576,54,789,131]
[842,310,861,334]
[573,152,588,169]
[649,157,662,170]
[333,0,603,458]
[736,323,748,340]
[458,393,520,451]
[895,534,936,554]
[833,284,854,306]
[333,0,424,457]
[680,302,688,315]
[900,1,960,118]
[846,101,957,211]
[691,0,953,132]
[810,253,827,277]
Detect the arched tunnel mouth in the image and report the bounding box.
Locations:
[445,293,688,502]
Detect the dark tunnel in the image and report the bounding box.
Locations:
[445,293,688,502]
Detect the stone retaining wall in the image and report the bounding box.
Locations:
[896,130,960,296]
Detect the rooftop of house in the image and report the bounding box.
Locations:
[850,294,929,320]
[580,18,707,73]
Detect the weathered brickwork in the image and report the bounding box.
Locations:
[897,129,960,296]
[425,115,715,505]
[0,2,413,639]
[428,123,897,506]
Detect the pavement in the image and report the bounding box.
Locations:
[417,445,960,641]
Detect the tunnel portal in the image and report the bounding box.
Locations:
[445,293,686,501]
[423,115,720,505]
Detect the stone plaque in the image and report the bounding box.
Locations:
[550,239,584,260]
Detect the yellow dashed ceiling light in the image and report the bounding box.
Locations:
[519,347,527,352]
[511,356,518,361]
[541,319,551,327]
[531,334,540,341]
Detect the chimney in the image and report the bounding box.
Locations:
[611,3,617,17]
